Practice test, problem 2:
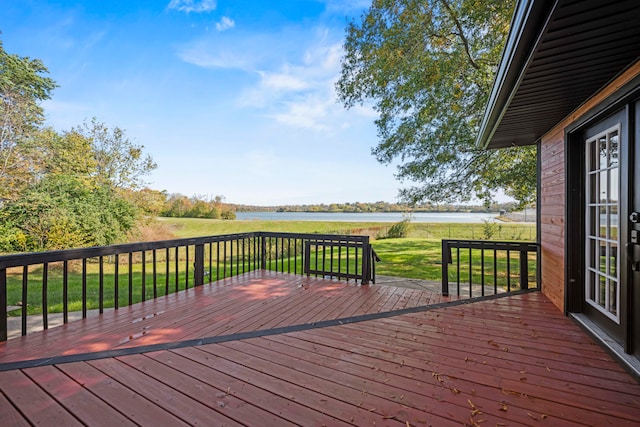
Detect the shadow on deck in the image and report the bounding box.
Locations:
[1,271,639,426]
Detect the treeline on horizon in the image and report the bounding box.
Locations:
[158,196,519,219]
[231,201,521,213]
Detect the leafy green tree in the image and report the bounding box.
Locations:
[0,38,57,200]
[37,128,98,179]
[163,194,192,217]
[73,117,157,190]
[0,174,137,250]
[125,188,168,217]
[337,0,536,207]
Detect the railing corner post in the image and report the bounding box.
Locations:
[441,240,449,296]
[520,247,529,290]
[194,243,205,286]
[0,268,7,341]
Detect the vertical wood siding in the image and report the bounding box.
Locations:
[540,130,565,310]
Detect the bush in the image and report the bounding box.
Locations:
[0,222,28,252]
[0,174,138,250]
[482,219,497,240]
[385,219,411,239]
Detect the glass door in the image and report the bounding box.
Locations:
[582,113,628,346]
[585,125,620,322]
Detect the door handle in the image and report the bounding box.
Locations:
[629,242,640,272]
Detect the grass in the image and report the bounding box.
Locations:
[372,238,443,281]
[160,217,536,241]
[4,217,536,317]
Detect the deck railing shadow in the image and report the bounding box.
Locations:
[0,232,378,341]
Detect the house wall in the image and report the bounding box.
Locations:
[540,130,565,310]
[539,60,640,312]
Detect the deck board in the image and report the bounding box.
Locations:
[23,365,137,427]
[0,369,84,426]
[1,271,639,426]
[56,361,192,426]
[119,353,299,427]
[144,349,346,426]
[0,391,30,427]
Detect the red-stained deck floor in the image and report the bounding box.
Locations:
[1,271,639,426]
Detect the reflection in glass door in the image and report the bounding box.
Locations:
[585,125,620,322]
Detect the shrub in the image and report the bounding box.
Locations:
[385,219,411,239]
[482,219,497,240]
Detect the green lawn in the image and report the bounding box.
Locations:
[371,238,443,281]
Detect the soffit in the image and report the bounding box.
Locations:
[479,0,640,149]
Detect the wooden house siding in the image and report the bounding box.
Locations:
[538,59,640,312]
[540,131,566,310]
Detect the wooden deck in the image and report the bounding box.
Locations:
[1,271,639,426]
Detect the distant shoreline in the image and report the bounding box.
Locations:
[234,211,503,223]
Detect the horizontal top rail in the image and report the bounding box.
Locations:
[0,233,256,269]
[442,239,539,250]
[0,231,373,269]
[442,240,539,263]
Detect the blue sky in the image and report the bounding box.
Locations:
[2,0,406,205]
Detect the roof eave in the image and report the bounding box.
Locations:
[476,0,558,150]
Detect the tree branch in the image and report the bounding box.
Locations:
[439,0,480,70]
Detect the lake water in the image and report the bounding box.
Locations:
[235,211,499,223]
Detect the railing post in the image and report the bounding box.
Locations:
[520,246,529,290]
[304,240,312,276]
[371,249,376,284]
[194,243,204,286]
[261,235,267,270]
[0,268,7,341]
[441,240,450,296]
[361,237,371,285]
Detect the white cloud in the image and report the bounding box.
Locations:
[176,25,374,132]
[215,16,235,32]
[177,41,252,69]
[262,72,309,91]
[239,36,350,131]
[167,0,216,13]
[270,97,331,131]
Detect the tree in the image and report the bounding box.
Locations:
[0,38,57,200]
[73,117,157,190]
[336,0,536,207]
[0,174,137,250]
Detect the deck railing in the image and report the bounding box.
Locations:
[441,239,540,297]
[0,232,376,340]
